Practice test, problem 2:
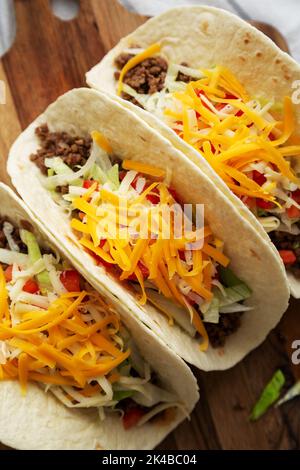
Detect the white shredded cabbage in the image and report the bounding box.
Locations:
[119,170,137,194]
[0,249,28,266]
[135,177,146,194]
[12,258,45,282]
[258,216,281,233]
[0,341,9,364]
[43,254,67,295]
[137,402,185,427]
[14,292,50,309]
[133,383,176,407]
[3,222,20,252]
[95,376,113,401]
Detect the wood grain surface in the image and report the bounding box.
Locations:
[0,0,299,450]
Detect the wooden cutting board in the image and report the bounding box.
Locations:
[0,0,299,450]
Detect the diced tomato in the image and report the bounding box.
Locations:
[128,262,149,281]
[130,175,140,191]
[60,270,81,292]
[122,407,145,430]
[225,93,238,100]
[85,248,112,269]
[252,170,267,186]
[131,176,159,203]
[279,250,297,265]
[119,171,127,182]
[23,279,39,294]
[146,187,160,205]
[287,205,300,219]
[292,189,300,204]
[215,103,226,112]
[83,180,95,189]
[256,199,274,210]
[235,110,244,117]
[243,196,256,209]
[269,132,276,141]
[99,239,106,249]
[4,265,13,282]
[178,250,186,261]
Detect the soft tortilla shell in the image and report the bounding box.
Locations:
[0,183,198,450]
[86,5,300,294]
[7,88,290,371]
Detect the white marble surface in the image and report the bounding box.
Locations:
[0,0,299,61]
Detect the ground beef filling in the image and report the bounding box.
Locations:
[30,124,92,178]
[114,54,168,98]
[114,52,195,107]
[270,229,300,277]
[205,313,242,349]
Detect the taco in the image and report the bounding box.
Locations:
[0,183,198,450]
[86,6,300,297]
[7,88,289,371]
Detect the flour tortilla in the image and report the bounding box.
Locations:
[86,5,300,297]
[8,88,289,371]
[0,183,198,450]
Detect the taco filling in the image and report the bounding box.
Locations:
[0,217,181,429]
[113,44,300,277]
[30,125,253,351]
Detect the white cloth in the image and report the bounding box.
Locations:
[0,0,15,57]
[119,0,300,62]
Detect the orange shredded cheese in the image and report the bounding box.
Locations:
[70,159,233,351]
[163,65,300,202]
[0,288,130,393]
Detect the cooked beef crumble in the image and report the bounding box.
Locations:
[270,229,300,277]
[0,217,27,254]
[30,124,92,175]
[114,51,195,107]
[205,313,243,349]
[114,54,168,98]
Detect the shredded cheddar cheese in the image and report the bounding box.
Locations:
[70,161,232,350]
[0,275,130,393]
[163,67,300,202]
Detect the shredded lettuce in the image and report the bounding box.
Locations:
[216,284,252,307]
[203,297,219,324]
[250,369,285,421]
[20,230,51,290]
[87,163,107,184]
[113,390,134,402]
[107,164,120,190]
[45,157,73,175]
[44,145,96,189]
[146,289,196,337]
[219,266,245,288]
